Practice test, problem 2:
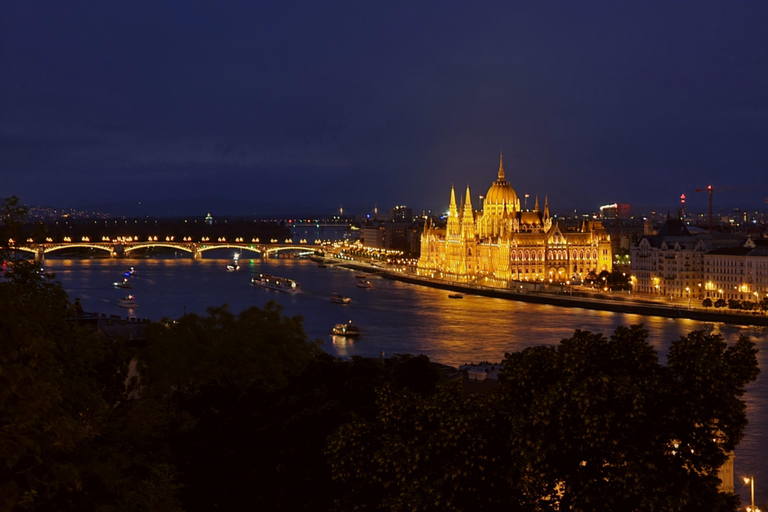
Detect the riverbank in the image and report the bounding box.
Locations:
[327,259,768,327]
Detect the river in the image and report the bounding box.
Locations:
[44,254,767,505]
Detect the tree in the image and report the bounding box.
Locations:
[327,326,758,512]
[0,196,28,260]
[728,299,742,310]
[327,382,517,512]
[702,297,713,308]
[0,261,127,510]
[495,326,757,511]
[715,298,726,308]
[171,352,446,511]
[140,302,321,400]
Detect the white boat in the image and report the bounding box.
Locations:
[114,279,132,289]
[330,292,351,304]
[356,279,373,289]
[118,294,138,308]
[227,253,241,272]
[251,273,300,293]
[331,320,360,337]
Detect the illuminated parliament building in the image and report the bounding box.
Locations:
[417,155,612,283]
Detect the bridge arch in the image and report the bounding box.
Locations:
[196,244,264,256]
[263,245,318,256]
[43,244,115,256]
[123,243,195,256]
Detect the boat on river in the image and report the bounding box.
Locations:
[114,278,132,289]
[356,278,373,289]
[330,292,351,304]
[226,253,241,272]
[448,293,464,299]
[118,294,138,308]
[331,320,360,337]
[251,273,300,293]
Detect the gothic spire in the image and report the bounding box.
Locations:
[464,184,473,213]
[498,152,505,181]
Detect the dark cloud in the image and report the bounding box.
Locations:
[2,0,768,215]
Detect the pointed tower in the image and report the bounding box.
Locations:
[459,184,477,277]
[534,195,540,212]
[461,185,476,240]
[447,184,461,240]
[543,195,552,231]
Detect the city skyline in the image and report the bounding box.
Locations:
[3,1,768,216]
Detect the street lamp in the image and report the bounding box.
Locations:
[685,287,691,308]
[744,476,757,512]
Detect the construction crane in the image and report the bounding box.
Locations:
[695,185,713,232]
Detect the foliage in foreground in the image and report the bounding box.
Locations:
[0,258,760,512]
[327,325,758,512]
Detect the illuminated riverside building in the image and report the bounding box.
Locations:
[417,155,612,283]
[630,218,767,300]
[702,239,768,302]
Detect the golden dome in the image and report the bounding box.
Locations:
[485,153,519,208]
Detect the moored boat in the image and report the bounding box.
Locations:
[448,293,464,299]
[118,294,138,308]
[251,273,300,293]
[331,320,360,337]
[330,292,351,304]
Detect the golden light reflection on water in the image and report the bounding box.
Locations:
[398,285,718,368]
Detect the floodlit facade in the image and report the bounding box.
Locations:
[631,219,765,300]
[703,239,768,302]
[417,155,612,283]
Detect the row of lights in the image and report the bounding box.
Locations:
[13,237,324,245]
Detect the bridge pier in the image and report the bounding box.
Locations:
[35,247,45,261]
[113,244,125,258]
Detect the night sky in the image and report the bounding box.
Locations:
[3,1,768,217]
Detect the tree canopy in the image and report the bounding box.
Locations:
[327,326,758,512]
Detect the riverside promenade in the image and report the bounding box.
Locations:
[330,259,768,327]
